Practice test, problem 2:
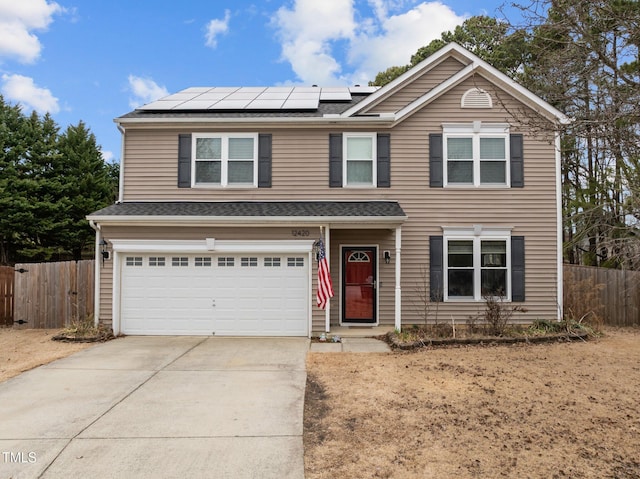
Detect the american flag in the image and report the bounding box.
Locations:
[316,237,334,309]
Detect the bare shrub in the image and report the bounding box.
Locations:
[412,264,441,326]
[482,295,527,336]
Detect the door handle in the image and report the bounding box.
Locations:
[372,280,377,289]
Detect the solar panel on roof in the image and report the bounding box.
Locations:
[210,99,253,109]
[136,85,364,111]
[320,88,351,101]
[282,98,319,109]
[138,100,186,110]
[172,100,215,110]
[246,99,287,109]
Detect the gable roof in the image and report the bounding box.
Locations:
[115,43,568,127]
[340,43,569,125]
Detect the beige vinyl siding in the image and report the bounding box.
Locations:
[364,57,467,114]
[109,69,560,329]
[388,75,558,324]
[99,254,113,326]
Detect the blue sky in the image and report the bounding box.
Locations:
[0,0,513,163]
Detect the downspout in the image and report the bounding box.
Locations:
[89,220,101,327]
[116,123,125,203]
[555,131,563,320]
[395,226,402,331]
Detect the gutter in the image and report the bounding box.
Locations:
[85,214,408,228]
[116,124,125,203]
[114,114,396,127]
[88,220,102,327]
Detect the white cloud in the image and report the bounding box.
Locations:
[102,150,114,162]
[1,73,59,113]
[273,0,357,85]
[127,75,169,109]
[272,0,465,85]
[0,0,63,63]
[349,2,465,83]
[205,9,231,49]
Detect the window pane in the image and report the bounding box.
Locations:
[481,269,507,296]
[346,160,373,184]
[480,137,506,159]
[448,240,473,267]
[229,137,254,159]
[196,137,221,159]
[346,137,373,160]
[228,160,254,183]
[481,241,507,267]
[448,160,473,183]
[480,161,506,183]
[195,161,221,184]
[447,137,472,159]
[448,270,474,297]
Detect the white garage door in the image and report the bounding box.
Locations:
[120,253,309,336]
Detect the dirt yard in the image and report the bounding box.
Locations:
[0,328,92,383]
[304,328,640,479]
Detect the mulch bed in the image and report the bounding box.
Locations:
[386,330,591,350]
[52,330,115,343]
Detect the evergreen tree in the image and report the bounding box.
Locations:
[56,121,116,260]
[0,95,118,264]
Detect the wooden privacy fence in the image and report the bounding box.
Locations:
[564,264,640,327]
[13,260,95,329]
[0,266,14,326]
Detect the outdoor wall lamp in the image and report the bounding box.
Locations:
[100,239,110,263]
[384,250,391,264]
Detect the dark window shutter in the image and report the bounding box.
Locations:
[377,133,391,188]
[430,236,444,301]
[329,133,343,187]
[429,133,443,187]
[511,236,525,301]
[258,133,272,188]
[178,134,192,188]
[510,134,524,188]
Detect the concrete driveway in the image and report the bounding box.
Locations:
[0,336,309,479]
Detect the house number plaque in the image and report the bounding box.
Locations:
[291,229,310,237]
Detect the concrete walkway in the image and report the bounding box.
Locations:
[309,337,392,353]
[0,337,308,479]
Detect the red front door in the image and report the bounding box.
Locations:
[342,247,376,323]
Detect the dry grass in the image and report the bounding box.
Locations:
[0,328,93,383]
[304,327,640,479]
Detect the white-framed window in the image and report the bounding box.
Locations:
[344,133,376,187]
[193,133,258,187]
[287,257,304,267]
[218,257,235,267]
[172,257,189,267]
[444,227,511,301]
[195,257,212,267]
[264,257,281,267]
[126,256,143,267]
[241,257,258,267]
[149,257,165,267]
[443,123,509,187]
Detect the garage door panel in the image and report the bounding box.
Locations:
[121,253,308,336]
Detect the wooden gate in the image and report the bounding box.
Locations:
[13,260,94,329]
[0,266,14,326]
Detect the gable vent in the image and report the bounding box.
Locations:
[461,88,493,109]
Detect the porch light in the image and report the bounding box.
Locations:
[384,250,391,264]
[100,239,110,264]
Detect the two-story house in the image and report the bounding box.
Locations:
[88,43,567,337]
